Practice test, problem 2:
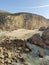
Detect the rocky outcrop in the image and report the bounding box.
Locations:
[39,26,46,31]
[42,27,49,45]
[27,33,49,49]
[0,11,49,31]
[27,34,46,48]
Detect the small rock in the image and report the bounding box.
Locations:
[38,51,45,58]
[24,48,30,53]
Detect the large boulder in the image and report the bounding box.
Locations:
[27,34,46,48]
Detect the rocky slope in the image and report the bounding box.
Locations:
[0,11,49,31]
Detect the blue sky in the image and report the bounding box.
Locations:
[0,0,49,18]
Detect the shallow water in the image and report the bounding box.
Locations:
[25,43,49,65]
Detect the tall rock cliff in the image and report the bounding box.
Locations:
[0,11,49,31]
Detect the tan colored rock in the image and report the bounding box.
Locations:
[0,11,49,31]
[39,51,45,57]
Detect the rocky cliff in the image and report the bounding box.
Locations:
[0,11,49,31]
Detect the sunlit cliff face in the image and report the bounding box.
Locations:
[0,11,49,31]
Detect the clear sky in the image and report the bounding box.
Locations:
[0,0,49,18]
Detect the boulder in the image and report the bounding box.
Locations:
[27,34,46,48]
[38,51,45,58]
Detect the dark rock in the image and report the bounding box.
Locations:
[42,27,49,45]
[3,52,8,58]
[18,57,25,62]
[12,57,17,62]
[39,26,46,31]
[27,34,46,48]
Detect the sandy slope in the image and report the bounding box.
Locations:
[0,29,43,41]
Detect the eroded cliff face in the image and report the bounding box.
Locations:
[0,11,49,31]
